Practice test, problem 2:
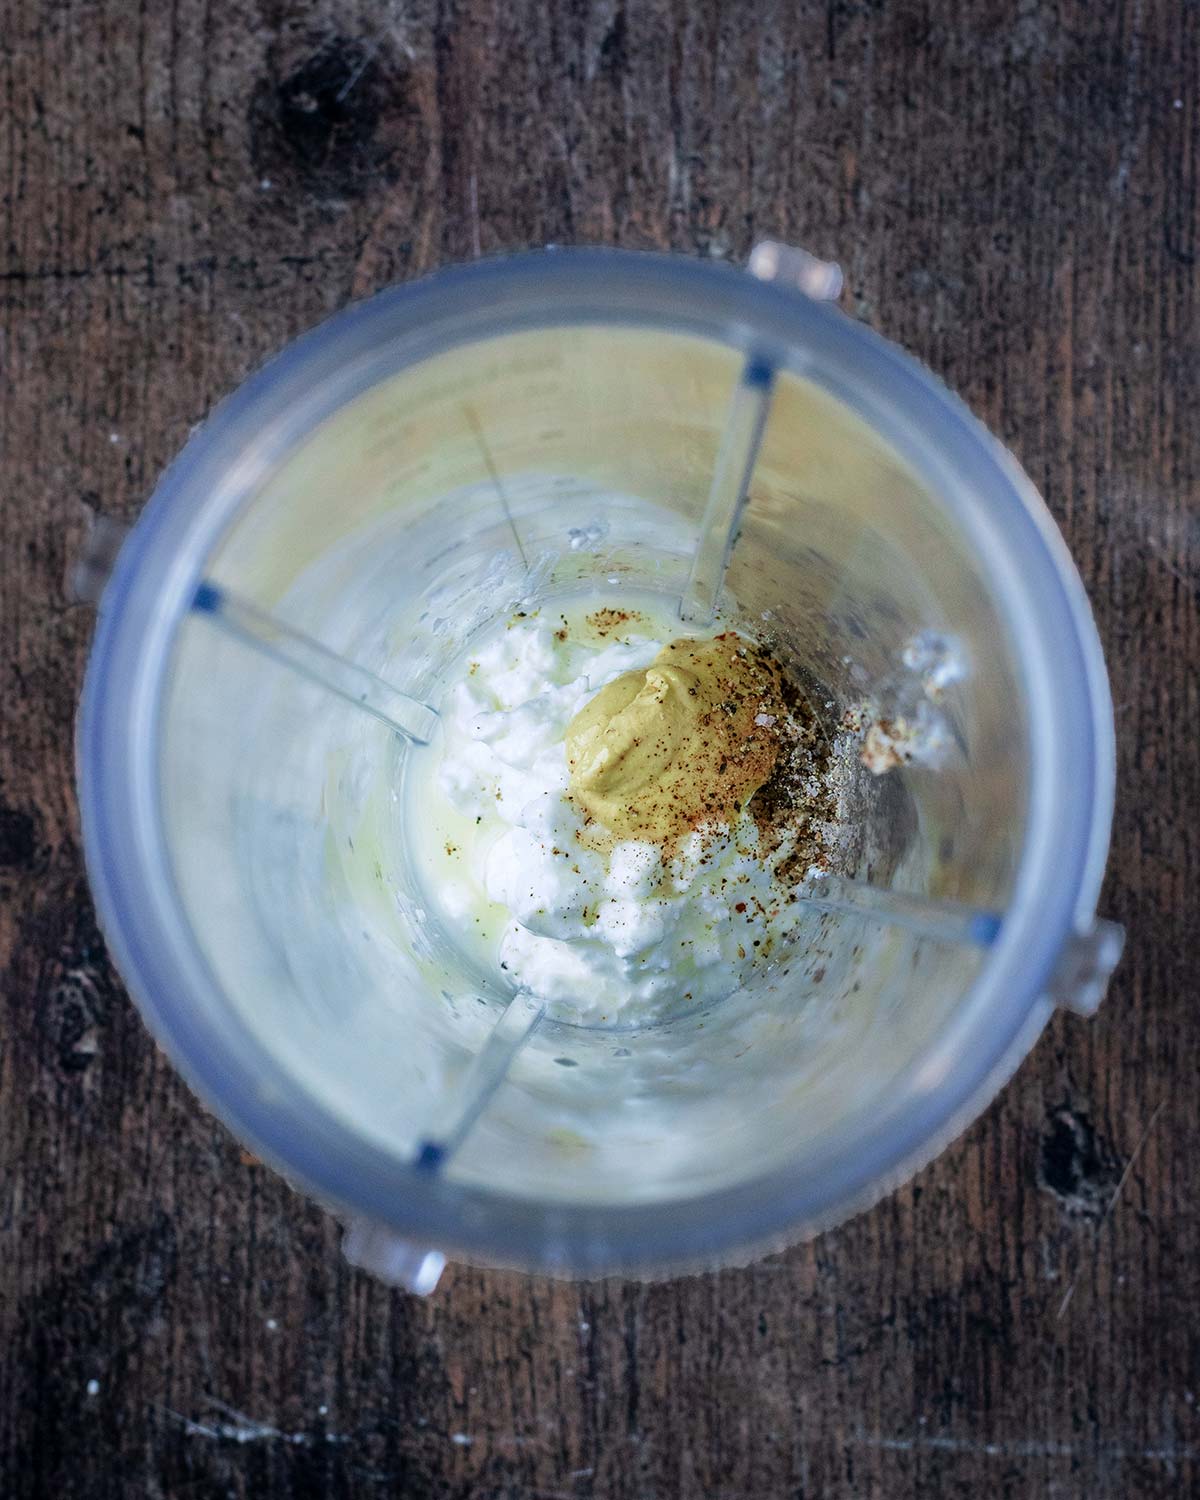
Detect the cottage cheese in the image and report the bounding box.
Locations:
[407,601,824,1026]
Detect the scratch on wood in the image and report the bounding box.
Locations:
[158,1398,349,1447]
[852,1429,1198,1463]
[1057,1099,1166,1320]
[469,171,481,259]
[1110,0,1145,202]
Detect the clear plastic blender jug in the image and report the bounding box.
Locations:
[77,247,1120,1284]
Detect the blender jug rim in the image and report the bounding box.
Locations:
[77,248,1115,1274]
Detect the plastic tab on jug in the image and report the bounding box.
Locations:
[1048,919,1126,1016]
[341,1221,447,1295]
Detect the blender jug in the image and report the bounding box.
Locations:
[77,247,1120,1283]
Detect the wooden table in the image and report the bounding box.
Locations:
[2,2,1196,1494]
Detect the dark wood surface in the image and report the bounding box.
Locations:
[2,2,1197,1495]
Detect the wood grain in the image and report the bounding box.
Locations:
[1,1,1197,1495]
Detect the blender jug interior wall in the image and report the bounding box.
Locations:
[160,324,1027,1206]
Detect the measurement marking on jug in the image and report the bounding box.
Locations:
[681,355,777,625]
[414,991,547,1173]
[797,875,1003,948]
[463,402,529,570]
[190,581,439,744]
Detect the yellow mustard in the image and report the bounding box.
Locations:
[565,634,787,844]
